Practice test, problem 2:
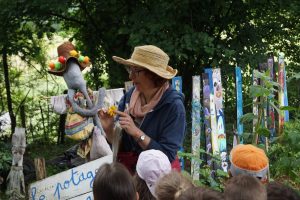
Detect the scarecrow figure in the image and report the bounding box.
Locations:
[6,127,26,199]
[48,41,112,160]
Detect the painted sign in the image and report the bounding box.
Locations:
[278,52,289,135]
[235,67,244,140]
[204,68,219,156]
[267,56,276,139]
[29,155,113,200]
[212,68,228,172]
[202,73,212,168]
[191,76,201,180]
[172,76,182,93]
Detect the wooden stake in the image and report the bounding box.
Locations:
[34,158,47,180]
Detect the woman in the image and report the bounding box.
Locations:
[100,45,186,172]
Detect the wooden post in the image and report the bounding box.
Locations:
[191,76,201,180]
[34,158,47,180]
[6,127,26,199]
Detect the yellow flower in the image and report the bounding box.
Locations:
[107,105,117,117]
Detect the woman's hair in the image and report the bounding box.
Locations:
[93,162,137,200]
[155,171,193,200]
[177,186,223,200]
[267,181,300,200]
[224,174,267,200]
[133,174,155,200]
[144,69,168,87]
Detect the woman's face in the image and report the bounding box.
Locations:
[126,66,154,92]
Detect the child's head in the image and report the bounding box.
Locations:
[93,162,137,200]
[267,181,300,200]
[155,171,193,200]
[224,174,267,200]
[135,149,171,198]
[176,186,223,200]
[229,144,269,182]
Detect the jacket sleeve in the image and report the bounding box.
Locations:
[146,100,186,162]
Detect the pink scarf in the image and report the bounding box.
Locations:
[128,82,169,118]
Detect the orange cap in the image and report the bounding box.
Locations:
[231,144,268,171]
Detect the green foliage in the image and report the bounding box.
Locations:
[268,120,300,187]
[242,69,280,143]
[0,141,12,173]
[178,148,229,191]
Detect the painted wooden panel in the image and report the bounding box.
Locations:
[191,76,201,180]
[172,76,183,93]
[235,67,244,139]
[212,68,228,172]
[267,56,276,139]
[202,73,213,168]
[204,68,219,156]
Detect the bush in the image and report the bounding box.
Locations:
[268,120,300,189]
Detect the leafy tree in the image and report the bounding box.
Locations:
[0,1,43,135]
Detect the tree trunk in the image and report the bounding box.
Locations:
[57,113,66,144]
[20,105,26,131]
[38,101,47,140]
[2,45,16,136]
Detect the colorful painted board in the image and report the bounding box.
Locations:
[202,73,213,168]
[205,68,218,155]
[235,67,244,142]
[283,66,289,122]
[252,70,259,143]
[267,56,276,139]
[212,68,228,172]
[172,76,182,93]
[278,53,289,135]
[204,68,220,171]
[191,76,201,180]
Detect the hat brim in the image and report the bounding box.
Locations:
[112,56,177,79]
[48,57,89,76]
[136,168,157,198]
[230,160,269,179]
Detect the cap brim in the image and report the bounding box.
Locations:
[230,161,269,178]
[112,56,177,79]
[136,163,157,198]
[147,182,157,198]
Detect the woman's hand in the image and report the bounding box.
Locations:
[115,110,140,138]
[98,109,115,143]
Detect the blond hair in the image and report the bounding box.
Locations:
[155,171,193,200]
[224,174,267,200]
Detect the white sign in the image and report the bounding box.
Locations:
[29,155,113,200]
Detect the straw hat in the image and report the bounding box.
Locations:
[112,45,177,79]
[229,144,269,179]
[48,41,91,76]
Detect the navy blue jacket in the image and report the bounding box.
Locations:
[118,85,186,162]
